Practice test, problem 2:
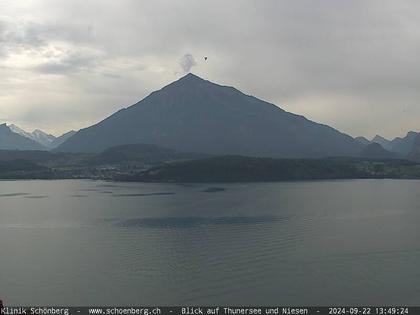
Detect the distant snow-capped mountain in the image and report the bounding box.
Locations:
[9,124,55,148]
[32,129,57,147]
[8,124,33,140]
[7,124,76,150]
[0,124,46,150]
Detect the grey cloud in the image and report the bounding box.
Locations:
[34,51,99,75]
[0,16,96,60]
[35,62,80,75]
[0,19,44,57]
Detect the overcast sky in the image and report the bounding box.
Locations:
[1,0,420,139]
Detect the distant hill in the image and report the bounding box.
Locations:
[360,143,398,160]
[124,156,369,182]
[0,150,54,162]
[0,159,52,179]
[0,159,46,172]
[122,156,420,183]
[56,73,363,158]
[88,143,208,166]
[0,124,47,150]
[0,143,205,167]
[1,146,420,181]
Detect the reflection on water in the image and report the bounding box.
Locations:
[113,192,175,197]
[201,187,226,193]
[24,195,49,199]
[0,192,29,197]
[0,179,419,306]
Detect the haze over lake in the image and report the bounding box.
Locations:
[0,179,419,305]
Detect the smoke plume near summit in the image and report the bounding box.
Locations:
[179,54,196,73]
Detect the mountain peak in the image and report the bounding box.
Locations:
[372,135,389,142]
[180,72,202,80]
[406,131,418,137]
[170,72,209,88]
[153,73,230,99]
[355,136,370,145]
[160,73,241,99]
[0,123,10,132]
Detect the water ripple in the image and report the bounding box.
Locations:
[115,215,286,229]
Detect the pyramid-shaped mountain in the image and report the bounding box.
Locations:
[56,74,362,157]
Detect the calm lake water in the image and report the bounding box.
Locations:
[0,179,419,306]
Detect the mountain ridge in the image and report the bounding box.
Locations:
[357,131,419,158]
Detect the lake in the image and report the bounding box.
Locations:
[0,179,419,306]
